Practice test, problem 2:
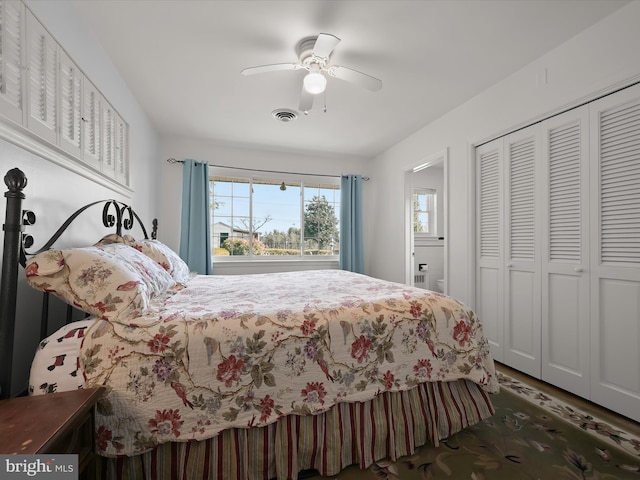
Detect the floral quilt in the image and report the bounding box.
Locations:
[79,270,499,456]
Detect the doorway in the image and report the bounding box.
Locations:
[404,149,448,293]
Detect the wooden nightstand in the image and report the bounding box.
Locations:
[0,387,105,480]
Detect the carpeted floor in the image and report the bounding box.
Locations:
[303,369,640,479]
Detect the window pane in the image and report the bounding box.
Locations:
[304,183,339,256]
[232,197,250,217]
[252,180,301,255]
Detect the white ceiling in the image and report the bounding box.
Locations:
[73,0,629,159]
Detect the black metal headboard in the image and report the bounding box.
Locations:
[0,168,157,398]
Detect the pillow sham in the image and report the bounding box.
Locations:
[126,239,192,283]
[25,244,174,324]
[29,318,95,395]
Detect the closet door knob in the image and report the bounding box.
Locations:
[574,267,584,273]
[506,263,513,268]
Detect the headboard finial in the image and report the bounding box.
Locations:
[4,168,27,197]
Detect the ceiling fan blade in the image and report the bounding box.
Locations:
[328,65,383,92]
[313,33,340,58]
[241,63,300,76]
[299,86,314,113]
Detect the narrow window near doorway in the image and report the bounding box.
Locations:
[413,188,437,236]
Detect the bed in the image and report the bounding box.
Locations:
[0,167,499,480]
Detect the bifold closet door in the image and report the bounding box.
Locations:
[503,127,541,378]
[540,106,591,398]
[589,83,640,423]
[476,140,504,361]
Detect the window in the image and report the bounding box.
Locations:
[413,188,437,236]
[211,175,340,258]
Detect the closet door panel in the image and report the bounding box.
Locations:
[507,269,537,364]
[590,83,640,422]
[478,266,501,359]
[476,140,504,361]
[504,128,541,377]
[540,107,590,398]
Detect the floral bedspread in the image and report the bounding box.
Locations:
[80,270,499,456]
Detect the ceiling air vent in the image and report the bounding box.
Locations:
[271,109,298,122]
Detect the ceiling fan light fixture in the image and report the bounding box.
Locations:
[303,65,326,94]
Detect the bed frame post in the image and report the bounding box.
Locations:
[0,168,28,399]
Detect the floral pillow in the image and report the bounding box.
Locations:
[126,239,192,283]
[25,244,174,324]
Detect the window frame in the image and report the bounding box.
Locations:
[210,168,341,262]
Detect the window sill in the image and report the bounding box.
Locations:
[212,257,339,275]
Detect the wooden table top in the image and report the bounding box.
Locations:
[0,388,105,454]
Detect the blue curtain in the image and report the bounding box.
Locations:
[339,174,364,273]
[179,159,212,274]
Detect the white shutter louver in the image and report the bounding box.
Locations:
[82,79,101,169]
[102,103,114,177]
[599,100,640,264]
[115,114,128,185]
[60,51,81,154]
[480,149,500,258]
[509,138,536,260]
[549,122,582,262]
[26,12,57,141]
[0,1,24,123]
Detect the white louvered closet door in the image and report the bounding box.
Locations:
[476,140,504,361]
[589,83,640,422]
[0,0,24,124]
[25,10,57,143]
[503,127,541,377]
[540,106,590,398]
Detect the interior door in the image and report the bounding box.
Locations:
[540,106,590,398]
[589,83,640,422]
[503,126,541,377]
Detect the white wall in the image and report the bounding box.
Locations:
[159,135,371,274]
[0,1,160,394]
[366,1,640,307]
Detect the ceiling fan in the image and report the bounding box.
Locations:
[241,33,382,114]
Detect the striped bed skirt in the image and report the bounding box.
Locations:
[95,379,495,480]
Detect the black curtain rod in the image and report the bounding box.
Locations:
[166,158,370,181]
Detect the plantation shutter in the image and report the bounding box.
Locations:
[509,138,536,260]
[479,148,500,258]
[26,11,57,143]
[548,121,582,262]
[114,114,128,185]
[101,102,115,177]
[0,0,24,123]
[59,50,82,156]
[82,77,101,169]
[599,100,640,264]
